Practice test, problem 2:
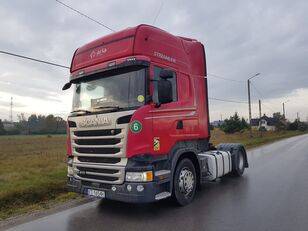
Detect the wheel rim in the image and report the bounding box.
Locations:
[238,152,244,170]
[178,167,194,197]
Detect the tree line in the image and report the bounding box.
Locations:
[0,114,67,135]
[213,112,308,134]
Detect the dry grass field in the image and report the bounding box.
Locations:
[0,130,305,220]
[210,128,304,148]
[0,135,78,220]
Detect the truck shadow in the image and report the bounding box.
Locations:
[67,176,250,231]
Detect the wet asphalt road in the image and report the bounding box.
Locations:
[5,134,308,231]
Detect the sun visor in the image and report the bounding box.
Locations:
[71,34,135,73]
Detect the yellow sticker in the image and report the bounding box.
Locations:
[154,137,160,151]
[137,95,145,103]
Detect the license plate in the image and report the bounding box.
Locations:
[87,189,105,198]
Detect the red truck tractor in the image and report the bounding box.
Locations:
[63,25,248,205]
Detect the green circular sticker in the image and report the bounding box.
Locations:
[130,120,142,133]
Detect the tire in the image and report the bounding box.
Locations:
[173,158,197,206]
[232,149,245,176]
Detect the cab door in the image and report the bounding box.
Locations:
[150,65,198,155]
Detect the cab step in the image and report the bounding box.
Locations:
[155,192,171,200]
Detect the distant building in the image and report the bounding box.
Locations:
[3,121,15,131]
[251,115,277,131]
[211,120,224,128]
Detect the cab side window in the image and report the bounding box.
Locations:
[152,66,177,103]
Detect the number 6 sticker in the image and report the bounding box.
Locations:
[130,121,142,133]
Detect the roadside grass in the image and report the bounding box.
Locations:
[0,130,306,220]
[0,135,79,220]
[210,129,306,148]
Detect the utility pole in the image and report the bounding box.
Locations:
[10,97,13,122]
[297,112,299,121]
[282,103,285,119]
[248,80,252,136]
[282,100,289,119]
[259,99,262,137]
[247,73,261,138]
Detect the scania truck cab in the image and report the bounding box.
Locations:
[63,25,248,205]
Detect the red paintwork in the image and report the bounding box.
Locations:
[69,24,209,158]
[66,125,72,157]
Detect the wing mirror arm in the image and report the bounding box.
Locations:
[62,82,72,91]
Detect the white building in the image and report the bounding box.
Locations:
[251,115,277,131]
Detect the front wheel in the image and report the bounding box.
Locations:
[173,158,197,206]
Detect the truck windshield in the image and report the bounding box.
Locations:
[72,67,146,113]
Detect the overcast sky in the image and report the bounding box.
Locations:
[0,0,307,122]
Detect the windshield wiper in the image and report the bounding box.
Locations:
[93,106,123,111]
[70,109,93,115]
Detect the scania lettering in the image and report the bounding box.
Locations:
[63,25,248,205]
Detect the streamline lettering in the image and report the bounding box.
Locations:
[154,51,176,63]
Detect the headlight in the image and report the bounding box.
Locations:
[126,171,153,182]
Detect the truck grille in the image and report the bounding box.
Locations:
[77,166,119,174]
[75,138,121,145]
[77,156,121,164]
[75,147,120,154]
[73,163,125,184]
[71,126,128,184]
[74,129,122,137]
[72,128,125,158]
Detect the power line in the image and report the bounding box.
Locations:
[0,50,69,69]
[250,82,266,98]
[250,82,277,107]
[262,102,276,113]
[152,0,165,25]
[207,73,244,83]
[209,97,247,104]
[250,82,279,113]
[55,0,115,32]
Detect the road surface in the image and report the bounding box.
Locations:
[4,134,308,231]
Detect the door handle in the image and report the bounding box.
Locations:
[176,120,183,129]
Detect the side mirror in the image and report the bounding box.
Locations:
[157,79,172,105]
[62,82,72,91]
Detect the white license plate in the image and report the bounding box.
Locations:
[87,189,105,198]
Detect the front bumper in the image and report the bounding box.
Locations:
[68,176,170,203]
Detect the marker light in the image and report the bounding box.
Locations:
[67,158,73,176]
[126,57,136,62]
[126,171,153,182]
[66,124,72,157]
[108,61,116,67]
[67,166,74,176]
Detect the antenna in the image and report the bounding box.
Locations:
[10,97,13,122]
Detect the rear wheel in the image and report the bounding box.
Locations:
[173,158,197,206]
[232,149,245,176]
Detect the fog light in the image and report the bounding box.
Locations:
[127,185,132,192]
[137,185,144,192]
